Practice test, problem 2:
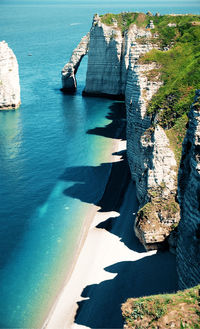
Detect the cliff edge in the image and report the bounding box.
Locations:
[0,41,20,110]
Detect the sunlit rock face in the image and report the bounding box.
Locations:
[177,90,200,289]
[0,41,20,110]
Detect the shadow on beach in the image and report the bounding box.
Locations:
[60,100,178,328]
[75,252,178,329]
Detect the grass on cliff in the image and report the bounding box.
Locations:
[100,12,149,32]
[100,13,200,163]
[139,15,200,163]
[122,285,200,329]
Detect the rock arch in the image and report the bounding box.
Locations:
[61,33,90,92]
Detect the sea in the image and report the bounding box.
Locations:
[0,0,199,327]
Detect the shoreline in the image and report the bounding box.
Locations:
[42,116,177,329]
[42,137,127,329]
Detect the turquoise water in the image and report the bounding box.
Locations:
[0,1,199,328]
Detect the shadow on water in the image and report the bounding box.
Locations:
[87,101,126,140]
[75,253,178,329]
[59,99,178,328]
[61,151,130,212]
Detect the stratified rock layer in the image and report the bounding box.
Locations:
[0,41,20,110]
[61,33,90,91]
[83,14,124,97]
[177,90,200,288]
[126,47,180,251]
[84,15,153,98]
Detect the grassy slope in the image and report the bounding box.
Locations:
[101,13,200,163]
[122,285,200,329]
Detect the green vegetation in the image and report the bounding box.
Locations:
[122,285,200,329]
[100,12,150,32]
[100,13,200,163]
[139,15,200,160]
[166,114,188,163]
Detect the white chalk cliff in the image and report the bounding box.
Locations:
[62,15,180,250]
[0,41,20,110]
[126,48,180,251]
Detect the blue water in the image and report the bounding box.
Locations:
[0,1,199,328]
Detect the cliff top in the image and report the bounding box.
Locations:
[122,285,200,328]
[100,12,200,42]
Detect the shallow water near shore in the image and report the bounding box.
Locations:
[0,1,199,328]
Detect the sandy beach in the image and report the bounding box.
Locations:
[43,133,178,329]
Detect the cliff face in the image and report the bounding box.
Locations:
[62,15,180,250]
[177,90,200,289]
[0,41,20,110]
[84,14,124,97]
[84,15,154,98]
[126,46,180,250]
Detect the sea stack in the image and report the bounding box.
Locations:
[0,41,21,110]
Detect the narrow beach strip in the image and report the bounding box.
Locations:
[42,137,132,329]
[43,136,177,329]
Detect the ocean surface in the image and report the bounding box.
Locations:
[0,0,199,327]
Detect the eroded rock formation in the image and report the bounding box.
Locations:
[126,45,180,251]
[177,90,200,288]
[61,33,90,91]
[0,41,20,110]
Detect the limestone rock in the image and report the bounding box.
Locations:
[84,17,153,98]
[177,90,200,288]
[83,14,124,97]
[61,33,90,91]
[126,43,180,251]
[65,15,180,251]
[0,41,20,110]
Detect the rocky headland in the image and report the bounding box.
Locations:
[62,10,200,318]
[63,12,187,251]
[0,41,20,110]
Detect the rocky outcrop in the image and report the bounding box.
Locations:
[177,90,200,288]
[61,33,90,91]
[126,47,180,251]
[0,41,20,110]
